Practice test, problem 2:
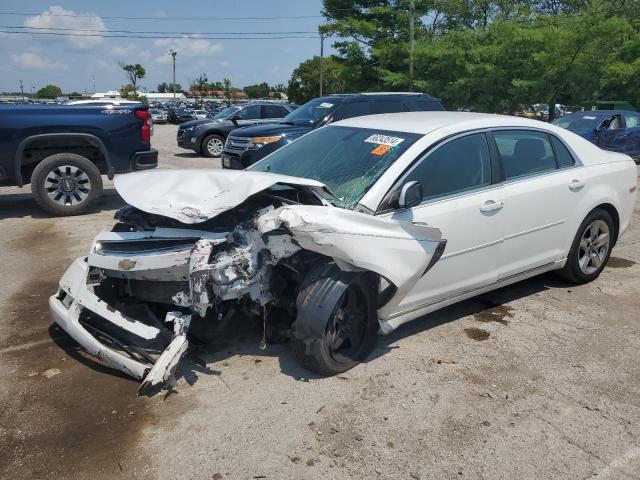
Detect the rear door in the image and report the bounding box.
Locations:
[235,104,263,127]
[262,104,290,123]
[492,129,584,279]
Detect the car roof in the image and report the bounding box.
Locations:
[334,111,557,134]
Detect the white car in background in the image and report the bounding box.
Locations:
[193,109,208,119]
[49,112,637,393]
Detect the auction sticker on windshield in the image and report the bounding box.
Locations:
[319,102,334,108]
[364,134,405,147]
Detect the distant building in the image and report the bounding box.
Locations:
[90,91,187,102]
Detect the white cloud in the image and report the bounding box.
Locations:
[24,5,106,50]
[154,36,223,63]
[219,60,231,67]
[110,44,136,56]
[11,52,62,70]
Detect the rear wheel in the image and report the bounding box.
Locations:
[291,264,378,376]
[557,209,614,284]
[202,134,224,158]
[30,153,103,216]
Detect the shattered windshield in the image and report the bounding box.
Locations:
[279,97,346,126]
[249,125,422,208]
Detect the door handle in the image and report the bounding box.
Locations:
[479,200,504,213]
[569,179,585,191]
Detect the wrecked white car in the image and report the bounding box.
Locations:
[49,112,636,393]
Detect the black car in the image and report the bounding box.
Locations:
[168,108,196,124]
[221,93,445,169]
[177,102,295,158]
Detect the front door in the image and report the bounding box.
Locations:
[385,132,505,314]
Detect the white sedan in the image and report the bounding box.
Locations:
[49,112,637,393]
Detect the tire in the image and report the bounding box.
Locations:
[291,263,378,376]
[556,208,615,284]
[30,153,103,216]
[201,134,225,158]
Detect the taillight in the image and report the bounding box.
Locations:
[134,109,152,142]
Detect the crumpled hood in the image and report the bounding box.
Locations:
[114,169,327,224]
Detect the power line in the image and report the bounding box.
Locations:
[0,30,319,40]
[0,25,319,35]
[0,11,327,21]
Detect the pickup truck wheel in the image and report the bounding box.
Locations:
[202,134,224,158]
[291,264,378,376]
[30,153,103,216]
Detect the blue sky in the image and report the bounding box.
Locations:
[0,1,330,93]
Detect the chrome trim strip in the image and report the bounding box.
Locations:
[504,219,564,240]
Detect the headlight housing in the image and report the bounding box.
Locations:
[249,135,283,149]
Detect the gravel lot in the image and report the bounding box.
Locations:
[1,124,639,480]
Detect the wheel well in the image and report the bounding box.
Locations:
[593,203,620,245]
[20,136,106,181]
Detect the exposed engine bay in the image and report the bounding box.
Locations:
[49,170,444,394]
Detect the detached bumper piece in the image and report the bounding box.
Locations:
[49,257,190,394]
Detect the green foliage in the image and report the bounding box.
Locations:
[244,82,271,98]
[287,56,352,104]
[306,0,640,114]
[120,84,147,102]
[36,84,62,99]
[157,82,183,93]
[120,63,146,90]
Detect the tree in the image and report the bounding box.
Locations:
[120,63,146,91]
[287,56,350,104]
[243,82,270,98]
[36,84,62,99]
[120,84,147,102]
[157,82,182,93]
[190,73,209,102]
[223,78,233,103]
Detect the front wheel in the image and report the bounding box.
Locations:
[291,264,378,376]
[557,208,614,284]
[201,134,225,158]
[30,153,103,216]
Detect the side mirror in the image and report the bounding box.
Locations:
[398,181,423,209]
[229,112,240,123]
[595,125,603,145]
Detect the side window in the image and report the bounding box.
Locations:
[332,101,370,121]
[263,105,288,118]
[493,130,556,180]
[238,105,261,120]
[411,100,444,111]
[406,133,492,202]
[600,114,622,130]
[372,100,408,114]
[549,135,575,168]
[624,112,640,128]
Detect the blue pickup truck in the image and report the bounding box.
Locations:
[0,104,157,215]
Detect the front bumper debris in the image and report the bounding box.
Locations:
[49,257,190,393]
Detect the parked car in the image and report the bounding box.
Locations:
[168,108,196,124]
[193,109,208,120]
[552,110,640,162]
[149,109,168,124]
[0,104,157,215]
[177,102,295,158]
[48,112,636,392]
[221,92,445,170]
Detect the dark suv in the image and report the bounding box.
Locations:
[177,102,296,158]
[221,93,444,169]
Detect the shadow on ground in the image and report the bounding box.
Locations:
[0,188,125,220]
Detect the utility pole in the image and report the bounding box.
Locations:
[319,32,324,97]
[19,79,24,102]
[168,49,177,103]
[409,0,415,91]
